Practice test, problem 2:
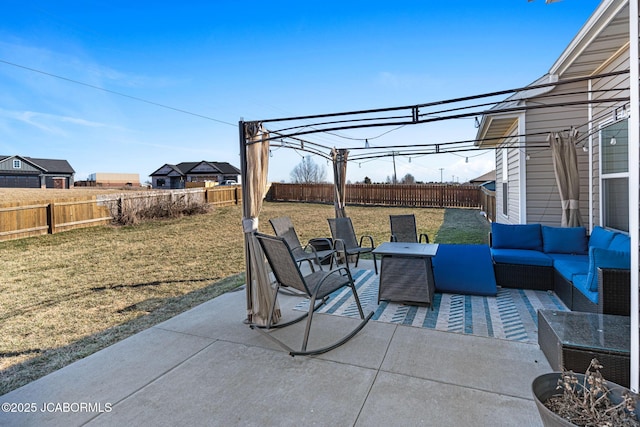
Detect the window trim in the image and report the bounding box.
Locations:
[12,159,21,169]
[599,117,629,232]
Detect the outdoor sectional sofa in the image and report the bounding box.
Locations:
[489,223,631,315]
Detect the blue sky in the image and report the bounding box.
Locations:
[0,0,602,184]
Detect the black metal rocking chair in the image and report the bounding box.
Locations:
[252,232,373,356]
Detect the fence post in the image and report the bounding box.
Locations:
[47,202,56,234]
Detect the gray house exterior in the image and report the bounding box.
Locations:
[150,161,241,189]
[476,0,630,234]
[0,155,75,188]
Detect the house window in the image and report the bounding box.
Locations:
[13,159,21,169]
[600,119,628,232]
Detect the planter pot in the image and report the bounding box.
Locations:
[532,372,638,427]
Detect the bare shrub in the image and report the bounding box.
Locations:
[113,195,211,225]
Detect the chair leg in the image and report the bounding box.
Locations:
[354,252,360,268]
[301,294,318,353]
[350,283,366,319]
[373,253,378,274]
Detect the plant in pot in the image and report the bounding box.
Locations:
[532,358,639,426]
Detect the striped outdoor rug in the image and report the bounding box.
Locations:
[294,269,569,344]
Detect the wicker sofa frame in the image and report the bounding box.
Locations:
[489,230,631,316]
[554,268,631,316]
[492,263,554,291]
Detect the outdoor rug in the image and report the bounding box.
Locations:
[293,269,569,344]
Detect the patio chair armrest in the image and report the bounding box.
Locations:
[358,235,375,249]
[419,233,429,243]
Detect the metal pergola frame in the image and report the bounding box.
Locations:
[239,19,639,388]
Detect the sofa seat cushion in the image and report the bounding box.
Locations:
[551,255,589,282]
[490,248,553,267]
[572,274,598,304]
[589,226,616,249]
[491,223,542,251]
[547,253,589,264]
[542,226,588,254]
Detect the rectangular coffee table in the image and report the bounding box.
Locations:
[372,242,439,306]
[538,309,630,387]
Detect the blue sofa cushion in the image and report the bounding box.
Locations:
[432,244,497,296]
[542,226,588,254]
[547,253,589,264]
[550,254,589,282]
[491,223,542,251]
[589,226,615,249]
[608,233,630,253]
[586,247,631,292]
[490,248,553,267]
[572,274,598,304]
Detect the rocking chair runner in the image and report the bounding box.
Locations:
[327,217,378,274]
[252,232,372,356]
[269,216,335,271]
[389,214,429,243]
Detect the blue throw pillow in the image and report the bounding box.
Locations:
[586,247,631,292]
[491,223,542,251]
[542,226,588,254]
[589,226,615,249]
[608,233,630,253]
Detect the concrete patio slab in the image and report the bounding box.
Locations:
[1,263,550,427]
[0,327,214,426]
[381,325,551,399]
[88,340,378,427]
[356,370,542,427]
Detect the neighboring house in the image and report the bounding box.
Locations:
[467,170,496,191]
[0,155,75,188]
[476,0,629,233]
[150,161,241,189]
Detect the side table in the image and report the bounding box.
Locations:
[538,309,630,388]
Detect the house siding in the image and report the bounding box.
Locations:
[589,50,630,228]
[523,80,590,226]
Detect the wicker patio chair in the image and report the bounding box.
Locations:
[389,214,429,243]
[269,216,335,271]
[252,232,373,356]
[327,217,378,274]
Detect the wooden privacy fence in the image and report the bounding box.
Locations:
[479,187,496,223]
[268,183,484,208]
[0,186,242,242]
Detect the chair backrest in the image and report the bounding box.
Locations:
[269,217,303,249]
[328,217,359,250]
[254,232,310,295]
[390,214,418,243]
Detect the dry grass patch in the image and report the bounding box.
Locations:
[0,201,488,394]
[0,187,144,205]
